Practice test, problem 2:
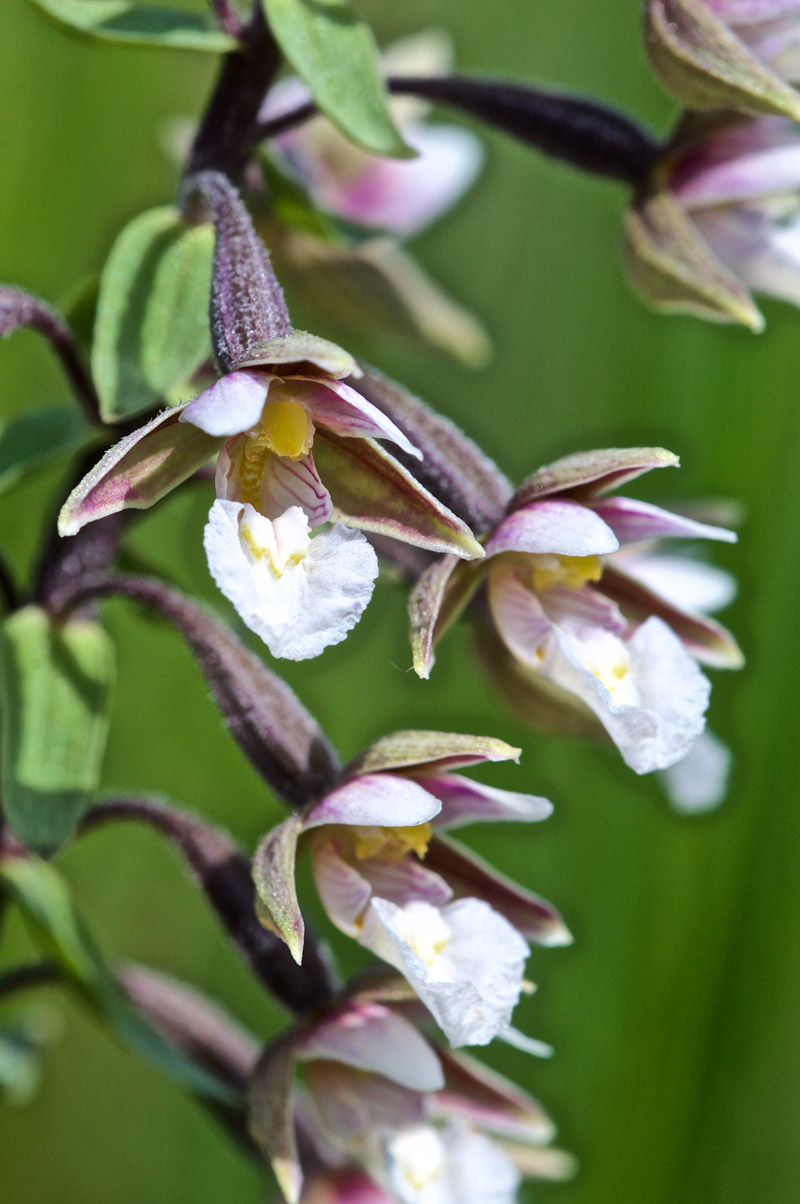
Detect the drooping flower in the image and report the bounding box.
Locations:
[58,176,482,660]
[624,111,800,327]
[410,448,743,775]
[262,31,483,239]
[258,32,489,367]
[253,730,570,1048]
[644,0,800,122]
[249,998,570,1204]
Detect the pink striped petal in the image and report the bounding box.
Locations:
[304,1062,423,1144]
[290,378,421,459]
[424,836,572,948]
[415,776,552,830]
[673,116,800,207]
[537,585,627,634]
[312,837,372,934]
[488,566,553,670]
[590,496,737,545]
[298,1001,444,1091]
[485,500,618,559]
[304,775,441,830]
[357,854,453,908]
[180,370,272,436]
[259,450,334,527]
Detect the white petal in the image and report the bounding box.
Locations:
[181,370,272,436]
[417,775,553,830]
[694,201,800,306]
[204,500,378,660]
[304,774,441,829]
[375,1123,520,1204]
[360,898,528,1048]
[541,616,711,774]
[485,500,618,559]
[613,552,738,613]
[659,729,733,814]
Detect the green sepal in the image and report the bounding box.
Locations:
[24,0,238,52]
[92,207,213,422]
[0,606,115,857]
[261,0,413,158]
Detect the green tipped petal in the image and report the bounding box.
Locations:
[252,816,305,964]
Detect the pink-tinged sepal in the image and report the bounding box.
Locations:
[346,731,522,777]
[235,330,361,379]
[510,447,679,509]
[425,836,572,947]
[602,563,744,667]
[252,814,305,963]
[297,1001,444,1092]
[295,378,421,458]
[249,1033,304,1204]
[589,495,737,545]
[58,404,219,535]
[313,432,485,559]
[644,0,800,120]
[414,775,553,830]
[431,1047,555,1145]
[408,554,481,679]
[485,499,619,558]
[355,854,453,910]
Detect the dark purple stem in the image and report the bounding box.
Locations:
[0,553,18,613]
[0,962,61,1001]
[186,6,281,185]
[255,74,661,187]
[209,0,246,40]
[0,287,101,426]
[81,797,335,1016]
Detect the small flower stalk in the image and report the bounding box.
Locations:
[58,172,482,659]
[411,447,742,775]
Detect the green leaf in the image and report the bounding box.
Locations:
[0,408,94,493]
[261,0,413,158]
[92,207,214,422]
[0,606,115,857]
[24,0,238,52]
[0,857,238,1105]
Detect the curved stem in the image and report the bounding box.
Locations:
[255,74,662,187]
[81,797,335,1017]
[0,962,60,1002]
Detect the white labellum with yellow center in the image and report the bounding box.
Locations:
[204,500,378,661]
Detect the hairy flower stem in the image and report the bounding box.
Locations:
[0,287,101,426]
[186,6,281,186]
[50,572,340,803]
[81,798,335,1016]
[255,75,662,187]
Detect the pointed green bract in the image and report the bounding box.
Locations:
[347,729,521,776]
[261,0,413,158]
[0,407,94,493]
[0,857,239,1104]
[92,207,214,422]
[24,0,238,51]
[0,607,115,858]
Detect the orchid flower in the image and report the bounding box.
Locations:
[624,111,800,327]
[410,448,743,775]
[261,31,483,239]
[253,730,570,1048]
[58,176,482,661]
[249,999,569,1204]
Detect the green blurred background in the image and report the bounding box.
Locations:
[1,1,798,1201]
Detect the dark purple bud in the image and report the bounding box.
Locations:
[50,574,340,806]
[0,286,100,424]
[182,171,290,374]
[351,365,512,537]
[82,797,335,1016]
